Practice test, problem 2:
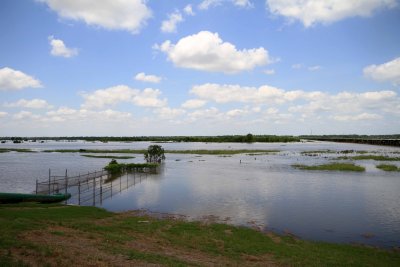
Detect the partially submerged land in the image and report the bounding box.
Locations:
[293,162,366,172]
[1,204,399,266]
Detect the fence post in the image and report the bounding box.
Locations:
[65,169,68,196]
[78,181,81,205]
[93,176,96,206]
[111,179,113,198]
[35,179,38,195]
[100,175,103,205]
[48,169,51,194]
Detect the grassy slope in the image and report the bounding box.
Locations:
[0,204,399,266]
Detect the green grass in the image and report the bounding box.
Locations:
[376,164,400,172]
[293,162,365,172]
[338,155,400,161]
[81,154,135,159]
[0,204,399,266]
[44,149,280,155]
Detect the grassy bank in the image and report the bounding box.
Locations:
[0,148,35,153]
[0,204,399,266]
[293,162,365,172]
[44,149,280,155]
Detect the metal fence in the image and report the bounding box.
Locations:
[36,169,149,206]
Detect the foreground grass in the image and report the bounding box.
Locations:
[337,155,400,161]
[44,149,280,155]
[0,204,399,266]
[293,162,365,172]
[81,154,135,159]
[376,164,400,172]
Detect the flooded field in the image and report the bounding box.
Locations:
[1,140,399,248]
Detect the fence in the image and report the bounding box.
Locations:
[36,169,149,206]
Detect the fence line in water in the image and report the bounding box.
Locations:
[36,169,149,206]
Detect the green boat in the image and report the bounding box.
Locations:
[0,192,71,204]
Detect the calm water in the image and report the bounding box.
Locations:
[1,140,400,248]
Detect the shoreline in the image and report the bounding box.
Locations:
[1,203,399,266]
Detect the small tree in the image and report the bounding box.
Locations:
[144,145,165,163]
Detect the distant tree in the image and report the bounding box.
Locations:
[245,133,254,143]
[144,145,165,163]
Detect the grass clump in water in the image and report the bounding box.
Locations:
[376,164,400,172]
[293,162,365,172]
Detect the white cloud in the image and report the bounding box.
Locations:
[39,0,152,34]
[0,111,8,118]
[0,67,42,91]
[226,108,248,117]
[48,36,78,58]
[263,69,275,75]
[199,0,252,9]
[4,99,53,109]
[190,83,316,104]
[363,57,400,85]
[308,65,321,71]
[181,99,207,109]
[154,107,186,120]
[134,72,162,83]
[183,4,195,15]
[188,107,223,121]
[156,31,270,73]
[13,111,41,120]
[81,85,167,109]
[266,0,397,27]
[161,10,183,33]
[333,113,382,121]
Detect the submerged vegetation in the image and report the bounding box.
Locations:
[293,162,365,172]
[44,149,280,155]
[376,164,400,172]
[337,155,400,161]
[0,148,35,153]
[81,154,135,159]
[0,204,399,266]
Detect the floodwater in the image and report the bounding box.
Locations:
[1,140,400,248]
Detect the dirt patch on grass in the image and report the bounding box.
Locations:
[15,226,155,267]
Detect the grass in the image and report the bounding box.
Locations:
[293,162,365,172]
[376,164,400,172]
[0,204,399,266]
[44,149,280,155]
[81,154,135,159]
[337,155,400,161]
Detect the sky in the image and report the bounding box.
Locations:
[0,0,399,136]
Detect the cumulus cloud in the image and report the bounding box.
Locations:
[181,99,207,109]
[363,57,400,85]
[308,65,321,71]
[155,31,270,73]
[38,0,152,34]
[266,0,397,27]
[161,10,183,33]
[154,107,186,120]
[0,67,42,91]
[183,4,195,15]
[81,85,167,109]
[48,36,78,58]
[4,99,53,109]
[134,72,162,83]
[190,83,317,104]
[0,111,8,118]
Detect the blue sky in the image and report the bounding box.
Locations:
[0,0,399,136]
